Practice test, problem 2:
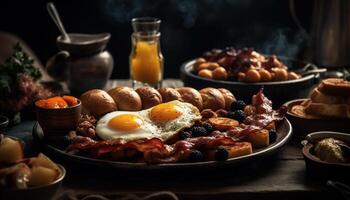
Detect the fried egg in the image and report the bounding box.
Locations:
[96,100,201,141]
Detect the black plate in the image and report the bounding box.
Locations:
[32,119,292,171]
[180,57,319,107]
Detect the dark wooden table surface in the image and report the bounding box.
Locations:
[4,80,347,200]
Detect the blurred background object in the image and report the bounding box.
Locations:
[0,0,315,79]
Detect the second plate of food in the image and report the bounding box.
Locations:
[181,48,323,107]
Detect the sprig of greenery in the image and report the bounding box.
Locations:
[0,43,42,95]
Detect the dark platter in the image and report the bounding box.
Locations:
[32,119,292,171]
[180,56,321,107]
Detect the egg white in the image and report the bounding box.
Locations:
[96,100,201,141]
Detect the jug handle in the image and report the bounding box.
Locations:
[46,51,70,81]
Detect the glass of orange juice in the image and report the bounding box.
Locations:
[130,18,164,89]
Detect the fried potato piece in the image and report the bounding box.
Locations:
[245,129,269,148]
[226,142,253,158]
[265,121,275,130]
[208,117,239,131]
[205,142,252,160]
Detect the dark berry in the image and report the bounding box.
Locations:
[226,111,235,119]
[189,150,203,162]
[62,135,73,146]
[202,123,213,133]
[191,126,207,137]
[233,110,246,123]
[269,129,277,143]
[178,131,191,140]
[231,100,246,111]
[215,147,229,161]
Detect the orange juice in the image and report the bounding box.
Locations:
[130,40,163,85]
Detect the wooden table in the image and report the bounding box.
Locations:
[4,79,347,200]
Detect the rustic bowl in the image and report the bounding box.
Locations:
[0,164,66,200]
[302,131,350,180]
[35,100,81,136]
[180,57,320,107]
[284,99,350,136]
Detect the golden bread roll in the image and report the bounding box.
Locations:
[218,88,236,110]
[310,87,350,104]
[176,87,203,110]
[135,87,162,109]
[318,78,350,97]
[108,87,142,111]
[158,88,182,103]
[304,102,350,119]
[80,89,117,118]
[200,88,226,111]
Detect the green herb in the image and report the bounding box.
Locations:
[0,43,42,95]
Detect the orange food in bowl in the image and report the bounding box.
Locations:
[62,96,79,107]
[35,96,78,109]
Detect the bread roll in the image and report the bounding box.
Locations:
[80,89,117,118]
[305,103,350,119]
[310,87,350,104]
[108,87,142,111]
[200,88,225,111]
[135,87,162,109]
[318,78,350,97]
[176,87,203,110]
[218,88,236,110]
[158,88,182,103]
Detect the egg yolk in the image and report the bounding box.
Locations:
[108,114,143,132]
[150,103,183,123]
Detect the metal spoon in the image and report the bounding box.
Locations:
[47,2,71,42]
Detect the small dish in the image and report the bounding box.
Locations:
[302,131,350,180]
[35,100,81,136]
[284,99,350,136]
[0,115,9,131]
[0,164,66,200]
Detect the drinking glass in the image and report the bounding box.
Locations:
[129,17,163,89]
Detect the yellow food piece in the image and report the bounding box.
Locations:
[0,137,23,164]
[245,129,269,148]
[259,69,272,82]
[30,153,60,171]
[226,142,253,158]
[198,69,213,79]
[273,68,288,81]
[245,69,261,82]
[28,166,59,187]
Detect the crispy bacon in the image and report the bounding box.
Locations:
[213,89,287,140]
[144,135,237,164]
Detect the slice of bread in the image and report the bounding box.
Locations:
[310,87,350,104]
[304,102,350,119]
[318,78,350,97]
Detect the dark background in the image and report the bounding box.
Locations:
[0,0,313,79]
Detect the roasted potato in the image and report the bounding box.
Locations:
[245,129,269,148]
